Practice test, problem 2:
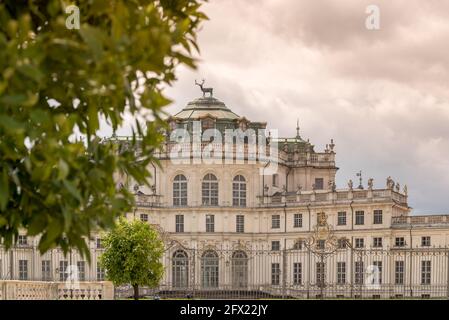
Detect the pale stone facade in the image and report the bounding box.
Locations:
[126,92,449,298]
[126,93,448,250]
[2,91,449,299]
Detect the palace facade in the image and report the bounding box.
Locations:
[127,89,449,298]
[2,88,449,299]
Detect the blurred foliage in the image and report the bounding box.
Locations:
[99,218,164,299]
[0,0,207,258]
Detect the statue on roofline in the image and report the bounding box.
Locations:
[368,178,374,190]
[348,179,353,191]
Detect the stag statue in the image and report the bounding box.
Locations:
[195,79,213,97]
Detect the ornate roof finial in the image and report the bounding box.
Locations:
[195,79,213,97]
[296,119,300,138]
[356,170,363,189]
[329,139,335,152]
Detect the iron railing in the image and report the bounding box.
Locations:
[2,244,449,299]
[0,245,105,282]
[154,245,449,299]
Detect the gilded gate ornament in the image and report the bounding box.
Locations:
[301,212,344,255]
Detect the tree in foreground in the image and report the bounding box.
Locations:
[100,218,164,300]
[0,1,207,257]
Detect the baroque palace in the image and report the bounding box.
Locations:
[2,85,449,299]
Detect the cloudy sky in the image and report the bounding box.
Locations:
[116,0,449,214]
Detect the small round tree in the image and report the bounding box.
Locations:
[100,218,164,300]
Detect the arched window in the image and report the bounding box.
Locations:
[172,250,189,288]
[201,250,219,288]
[231,251,248,288]
[202,174,218,206]
[173,175,187,206]
[232,175,246,207]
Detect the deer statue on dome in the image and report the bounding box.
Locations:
[195,79,213,97]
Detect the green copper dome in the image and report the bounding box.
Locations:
[172,96,240,120]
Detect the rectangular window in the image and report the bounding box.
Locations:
[314,178,324,190]
[18,235,28,246]
[42,260,51,281]
[272,215,280,229]
[175,215,184,233]
[421,261,431,285]
[19,260,28,280]
[236,215,245,233]
[59,260,68,281]
[293,262,302,285]
[271,263,280,285]
[317,240,325,250]
[96,238,103,249]
[202,179,218,206]
[206,215,215,233]
[77,261,86,281]
[373,210,383,224]
[337,212,346,226]
[337,262,346,285]
[373,261,382,285]
[316,262,325,287]
[421,236,431,247]
[232,177,246,207]
[395,261,404,285]
[355,238,364,248]
[97,263,105,281]
[355,261,364,285]
[355,211,364,225]
[293,213,303,228]
[140,213,148,222]
[271,241,280,251]
[338,239,347,249]
[293,240,302,250]
[373,237,383,248]
[173,176,187,206]
[395,237,405,247]
[272,174,279,187]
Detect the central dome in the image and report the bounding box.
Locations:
[173,96,240,120]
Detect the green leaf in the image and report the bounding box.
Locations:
[39,218,63,252]
[0,115,25,134]
[0,216,7,227]
[79,25,105,60]
[16,64,44,84]
[63,180,82,202]
[57,159,69,180]
[0,167,9,211]
[0,94,28,106]
[27,215,47,236]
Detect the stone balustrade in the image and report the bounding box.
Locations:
[0,280,114,300]
[258,188,408,207]
[135,194,163,207]
[133,188,408,208]
[391,214,449,227]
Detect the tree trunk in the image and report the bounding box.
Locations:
[133,284,139,300]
